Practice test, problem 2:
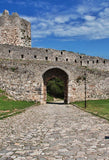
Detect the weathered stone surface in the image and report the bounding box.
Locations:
[0,10,31,47]
[0,104,109,159]
[0,10,109,104]
[0,57,108,104]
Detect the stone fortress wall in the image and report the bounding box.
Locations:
[0,10,31,47]
[0,10,109,104]
[0,44,109,71]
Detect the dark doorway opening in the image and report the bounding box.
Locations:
[47,77,64,103]
[43,68,68,104]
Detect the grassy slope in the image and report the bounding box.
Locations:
[0,89,35,119]
[73,99,109,120]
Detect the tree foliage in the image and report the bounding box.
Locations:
[47,77,64,99]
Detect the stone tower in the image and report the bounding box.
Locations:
[0,10,31,47]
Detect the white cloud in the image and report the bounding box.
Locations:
[19,0,109,41]
[99,8,109,18]
[84,15,96,21]
[77,5,88,15]
[55,16,70,24]
[21,16,37,23]
[0,0,108,41]
[54,14,78,24]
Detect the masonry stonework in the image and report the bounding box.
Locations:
[0,10,31,47]
[0,10,109,104]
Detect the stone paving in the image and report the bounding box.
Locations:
[0,104,109,160]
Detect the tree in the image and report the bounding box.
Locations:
[47,77,64,99]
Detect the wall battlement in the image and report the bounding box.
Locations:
[0,10,109,104]
[0,10,31,47]
[0,10,108,72]
[0,44,109,71]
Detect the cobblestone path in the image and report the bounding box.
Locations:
[0,104,109,160]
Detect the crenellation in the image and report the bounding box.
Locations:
[3,9,9,16]
[0,10,31,47]
[0,43,109,71]
[0,10,109,104]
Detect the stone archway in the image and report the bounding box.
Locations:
[42,68,69,104]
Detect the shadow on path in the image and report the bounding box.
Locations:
[47,102,64,105]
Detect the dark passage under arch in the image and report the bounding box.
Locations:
[43,68,68,104]
[47,77,64,102]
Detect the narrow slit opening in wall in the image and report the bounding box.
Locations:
[56,57,58,61]
[34,55,37,59]
[75,59,77,63]
[80,61,82,66]
[45,56,48,60]
[9,50,11,53]
[93,60,94,64]
[61,51,63,55]
[103,60,105,64]
[87,61,89,64]
[96,60,99,63]
[21,54,24,59]
[66,58,68,62]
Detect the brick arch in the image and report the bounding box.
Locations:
[42,68,69,104]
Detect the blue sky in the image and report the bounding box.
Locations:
[0,0,109,59]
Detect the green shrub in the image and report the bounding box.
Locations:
[47,77,64,99]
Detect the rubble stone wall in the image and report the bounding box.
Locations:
[0,59,109,104]
[0,10,31,47]
[0,10,109,104]
[0,44,109,71]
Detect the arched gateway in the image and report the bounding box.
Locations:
[43,68,69,104]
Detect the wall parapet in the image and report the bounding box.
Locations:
[0,44,108,71]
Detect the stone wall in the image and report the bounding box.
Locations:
[0,10,31,47]
[0,10,109,104]
[0,44,109,71]
[0,59,109,104]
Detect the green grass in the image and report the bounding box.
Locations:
[47,93,64,103]
[47,94,54,102]
[0,89,5,93]
[0,89,35,119]
[72,99,109,120]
